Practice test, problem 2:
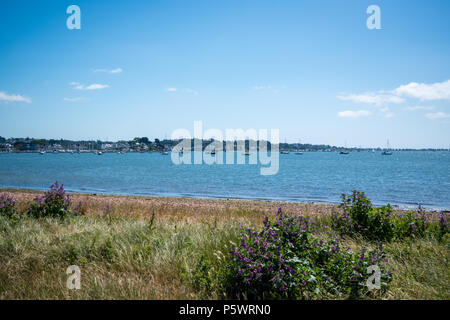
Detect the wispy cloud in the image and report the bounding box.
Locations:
[337,92,404,105]
[0,91,31,103]
[252,85,280,93]
[109,68,122,74]
[404,105,435,111]
[93,68,123,74]
[425,112,450,120]
[63,97,86,102]
[380,107,395,118]
[183,88,198,95]
[70,82,109,90]
[338,110,372,118]
[166,87,198,95]
[393,80,450,101]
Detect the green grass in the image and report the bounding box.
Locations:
[0,214,245,299]
[0,199,448,300]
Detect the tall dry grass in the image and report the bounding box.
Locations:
[0,190,448,299]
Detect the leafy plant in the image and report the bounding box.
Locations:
[191,255,217,295]
[223,208,392,299]
[27,181,72,219]
[0,194,17,219]
[332,190,433,241]
[438,211,449,241]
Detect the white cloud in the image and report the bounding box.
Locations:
[337,92,404,105]
[338,110,372,118]
[184,88,198,95]
[166,87,198,94]
[404,105,435,111]
[425,112,450,120]
[109,68,122,74]
[393,80,450,100]
[70,82,109,90]
[84,84,109,90]
[93,68,123,74]
[0,91,31,103]
[63,97,86,102]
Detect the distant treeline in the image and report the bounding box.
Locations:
[0,136,448,152]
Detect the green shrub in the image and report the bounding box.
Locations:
[223,208,392,299]
[438,212,449,241]
[27,182,72,219]
[191,255,217,296]
[332,191,433,241]
[0,194,17,219]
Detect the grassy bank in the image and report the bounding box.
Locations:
[0,189,448,299]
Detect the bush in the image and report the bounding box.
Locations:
[438,212,449,241]
[27,181,72,219]
[0,194,17,219]
[191,255,217,295]
[332,191,431,241]
[224,208,392,299]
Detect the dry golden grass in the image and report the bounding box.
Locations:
[1,189,337,224]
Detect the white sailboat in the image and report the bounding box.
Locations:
[382,140,393,155]
[295,139,303,154]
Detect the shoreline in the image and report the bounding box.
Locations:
[0,187,336,218]
[1,187,447,216]
[2,150,450,154]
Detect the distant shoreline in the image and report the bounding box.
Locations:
[1,149,450,154]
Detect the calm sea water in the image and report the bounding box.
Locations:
[0,151,449,210]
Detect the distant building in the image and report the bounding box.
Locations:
[0,143,12,152]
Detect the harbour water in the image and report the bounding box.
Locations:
[0,151,449,210]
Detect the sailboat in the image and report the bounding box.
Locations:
[381,140,393,155]
[339,140,350,154]
[295,139,303,154]
[280,138,290,154]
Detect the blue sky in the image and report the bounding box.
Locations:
[0,0,449,148]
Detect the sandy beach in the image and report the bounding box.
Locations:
[2,188,442,223]
[0,188,336,221]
